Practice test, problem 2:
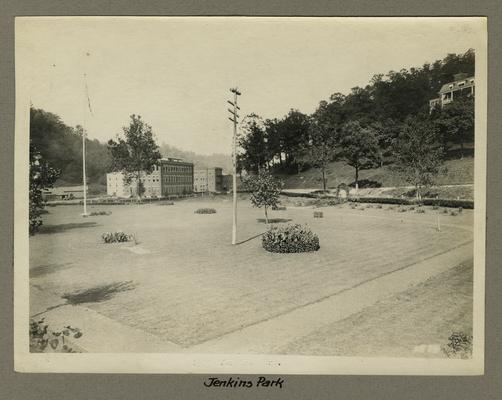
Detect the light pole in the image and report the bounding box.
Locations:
[228,87,241,245]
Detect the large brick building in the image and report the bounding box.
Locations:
[107,158,194,198]
[193,168,223,193]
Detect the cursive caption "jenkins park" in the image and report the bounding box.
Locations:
[203,376,284,388]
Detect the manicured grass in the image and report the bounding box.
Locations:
[30,196,473,347]
[279,260,473,358]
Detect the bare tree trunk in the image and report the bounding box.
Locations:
[264,206,269,224]
[136,171,142,201]
[322,168,326,192]
[355,166,359,192]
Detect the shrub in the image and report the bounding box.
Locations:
[90,211,112,216]
[101,231,132,243]
[458,207,463,213]
[272,205,287,211]
[450,211,458,216]
[432,205,439,210]
[443,209,449,214]
[442,332,472,359]
[262,224,320,253]
[398,207,407,212]
[416,208,426,213]
[194,208,216,214]
[158,201,174,206]
[376,204,383,209]
[313,211,323,218]
[30,318,82,353]
[409,206,415,211]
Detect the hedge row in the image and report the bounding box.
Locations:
[348,197,474,209]
[280,191,334,199]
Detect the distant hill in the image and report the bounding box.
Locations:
[159,143,232,173]
[30,107,234,191]
[30,107,111,187]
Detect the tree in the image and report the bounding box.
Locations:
[238,114,269,174]
[107,115,162,198]
[338,120,380,190]
[297,120,338,191]
[244,171,283,224]
[29,143,60,235]
[278,110,311,170]
[434,96,474,158]
[393,116,445,199]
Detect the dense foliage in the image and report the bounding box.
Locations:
[29,144,60,235]
[30,107,111,185]
[237,49,475,182]
[262,224,320,253]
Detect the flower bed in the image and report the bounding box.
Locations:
[262,224,320,253]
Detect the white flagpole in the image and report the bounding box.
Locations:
[82,52,91,217]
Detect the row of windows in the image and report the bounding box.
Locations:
[163,185,192,194]
[162,165,192,173]
[163,176,192,183]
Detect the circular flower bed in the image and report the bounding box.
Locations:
[262,224,320,253]
[194,208,217,214]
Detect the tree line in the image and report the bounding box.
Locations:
[237,49,475,194]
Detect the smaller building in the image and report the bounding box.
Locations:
[42,185,86,201]
[194,168,223,193]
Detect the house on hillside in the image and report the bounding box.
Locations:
[429,72,475,111]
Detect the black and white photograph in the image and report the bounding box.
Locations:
[14,16,486,374]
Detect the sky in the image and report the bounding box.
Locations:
[17,17,483,155]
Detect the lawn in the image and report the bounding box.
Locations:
[278,260,473,358]
[30,195,473,347]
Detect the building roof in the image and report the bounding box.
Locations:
[438,76,475,94]
[159,157,193,166]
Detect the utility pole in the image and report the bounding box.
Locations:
[228,87,241,245]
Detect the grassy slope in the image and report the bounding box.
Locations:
[279,156,474,190]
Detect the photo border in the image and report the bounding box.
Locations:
[2,1,501,399]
